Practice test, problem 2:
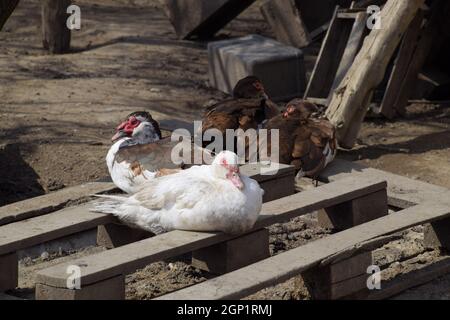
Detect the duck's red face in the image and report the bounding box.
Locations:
[283,105,297,118]
[111,116,141,141]
[253,81,264,93]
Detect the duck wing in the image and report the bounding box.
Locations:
[291,119,337,178]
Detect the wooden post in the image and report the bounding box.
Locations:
[325,0,425,148]
[424,218,450,252]
[191,229,270,274]
[318,189,388,231]
[36,275,125,300]
[97,223,153,249]
[303,251,372,299]
[41,0,71,53]
[0,252,18,292]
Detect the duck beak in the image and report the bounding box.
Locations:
[230,174,244,190]
[111,130,127,142]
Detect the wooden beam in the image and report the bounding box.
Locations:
[378,11,424,118]
[318,159,450,209]
[35,176,386,289]
[325,0,426,148]
[0,182,117,227]
[41,0,71,53]
[304,6,354,99]
[367,256,450,300]
[156,202,450,300]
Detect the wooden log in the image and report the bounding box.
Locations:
[41,0,71,53]
[0,0,20,31]
[325,0,426,148]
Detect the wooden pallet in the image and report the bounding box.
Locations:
[33,174,387,300]
[1,160,449,300]
[0,163,295,293]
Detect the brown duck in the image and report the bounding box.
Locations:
[200,76,279,149]
[259,99,337,179]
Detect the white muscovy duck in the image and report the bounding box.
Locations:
[107,111,197,194]
[92,151,264,235]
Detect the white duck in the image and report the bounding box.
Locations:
[92,151,264,235]
[107,111,194,194]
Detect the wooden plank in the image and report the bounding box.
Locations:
[240,163,294,183]
[157,202,450,300]
[260,0,311,48]
[0,204,113,255]
[379,11,424,118]
[319,159,450,208]
[327,11,368,103]
[35,175,386,288]
[304,7,354,99]
[0,163,283,227]
[391,1,450,116]
[325,0,426,148]
[0,164,289,257]
[367,256,450,300]
[0,182,117,226]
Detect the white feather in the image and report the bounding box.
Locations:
[93,152,264,235]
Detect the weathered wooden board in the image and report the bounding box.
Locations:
[0,182,117,226]
[304,7,354,99]
[378,11,424,118]
[367,256,450,300]
[0,163,288,227]
[318,159,450,208]
[326,11,367,103]
[157,202,450,300]
[0,204,113,256]
[35,175,386,288]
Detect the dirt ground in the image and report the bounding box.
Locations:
[1,0,450,300]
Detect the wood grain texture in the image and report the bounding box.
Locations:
[35,175,386,288]
[157,202,450,300]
